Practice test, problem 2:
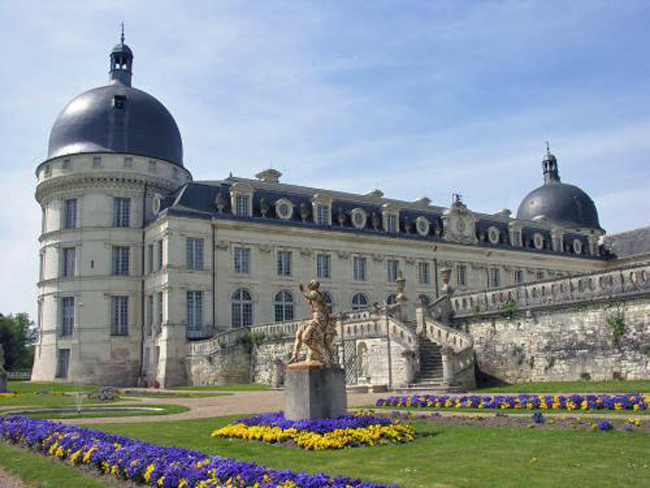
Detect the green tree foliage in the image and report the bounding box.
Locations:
[0,313,35,370]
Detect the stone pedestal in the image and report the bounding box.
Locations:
[284,365,347,420]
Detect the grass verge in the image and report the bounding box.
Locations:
[0,441,108,488]
[89,415,650,488]
[476,380,650,394]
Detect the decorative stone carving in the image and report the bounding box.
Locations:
[215,240,229,250]
[299,203,309,222]
[403,216,412,234]
[259,244,272,253]
[214,191,226,213]
[488,226,500,244]
[371,212,380,230]
[259,197,269,217]
[337,207,346,226]
[336,250,349,259]
[442,195,478,245]
[288,280,337,367]
[440,267,454,296]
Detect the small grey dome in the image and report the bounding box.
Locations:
[517,150,601,230]
[46,39,183,167]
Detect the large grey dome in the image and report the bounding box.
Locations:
[516,150,601,230]
[46,40,183,167]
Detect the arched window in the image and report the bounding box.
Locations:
[351,293,369,311]
[231,288,253,328]
[322,291,334,313]
[386,293,397,305]
[274,290,294,322]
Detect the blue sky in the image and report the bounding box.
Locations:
[1,1,649,318]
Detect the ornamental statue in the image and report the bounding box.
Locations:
[288,280,337,367]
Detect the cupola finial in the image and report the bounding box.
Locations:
[109,25,133,86]
[542,142,560,184]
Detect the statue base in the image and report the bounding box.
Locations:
[284,364,347,420]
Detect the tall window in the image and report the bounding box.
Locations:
[277,250,292,277]
[489,268,501,289]
[231,288,253,328]
[316,253,330,279]
[352,293,369,311]
[157,292,164,326]
[112,246,130,276]
[111,296,129,335]
[39,251,45,281]
[147,244,154,274]
[186,237,204,270]
[316,205,330,226]
[156,239,164,271]
[62,247,76,277]
[457,265,467,287]
[387,259,399,283]
[514,269,523,284]
[63,198,77,229]
[385,214,398,233]
[234,248,251,274]
[60,297,74,336]
[146,294,154,335]
[418,262,430,285]
[274,290,294,322]
[353,256,366,281]
[235,195,250,216]
[113,197,131,227]
[55,349,70,378]
[187,291,203,336]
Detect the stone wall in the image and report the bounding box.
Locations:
[455,296,650,383]
[186,343,251,385]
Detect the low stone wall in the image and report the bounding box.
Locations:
[186,343,252,385]
[455,295,650,383]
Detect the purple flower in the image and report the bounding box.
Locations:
[598,420,613,431]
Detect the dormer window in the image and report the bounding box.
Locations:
[312,194,332,226]
[113,95,126,109]
[382,203,400,233]
[229,182,254,217]
[44,165,51,178]
[316,205,329,225]
[236,195,250,216]
[62,159,72,170]
[92,156,102,168]
[123,157,133,168]
[148,160,157,173]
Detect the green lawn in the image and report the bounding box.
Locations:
[11,403,188,420]
[0,441,108,488]
[0,381,136,411]
[87,416,650,487]
[168,383,271,392]
[476,380,650,394]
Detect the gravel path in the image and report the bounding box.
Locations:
[0,467,28,488]
[61,390,386,425]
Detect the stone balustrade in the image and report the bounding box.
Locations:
[452,262,650,318]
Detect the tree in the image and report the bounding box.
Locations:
[0,313,35,371]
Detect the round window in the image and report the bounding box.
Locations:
[572,238,583,254]
[488,226,500,244]
[351,208,367,229]
[416,216,430,236]
[275,199,293,220]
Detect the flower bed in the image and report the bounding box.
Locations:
[0,416,398,487]
[375,394,650,412]
[211,413,415,450]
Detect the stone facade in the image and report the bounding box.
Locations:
[453,262,650,383]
